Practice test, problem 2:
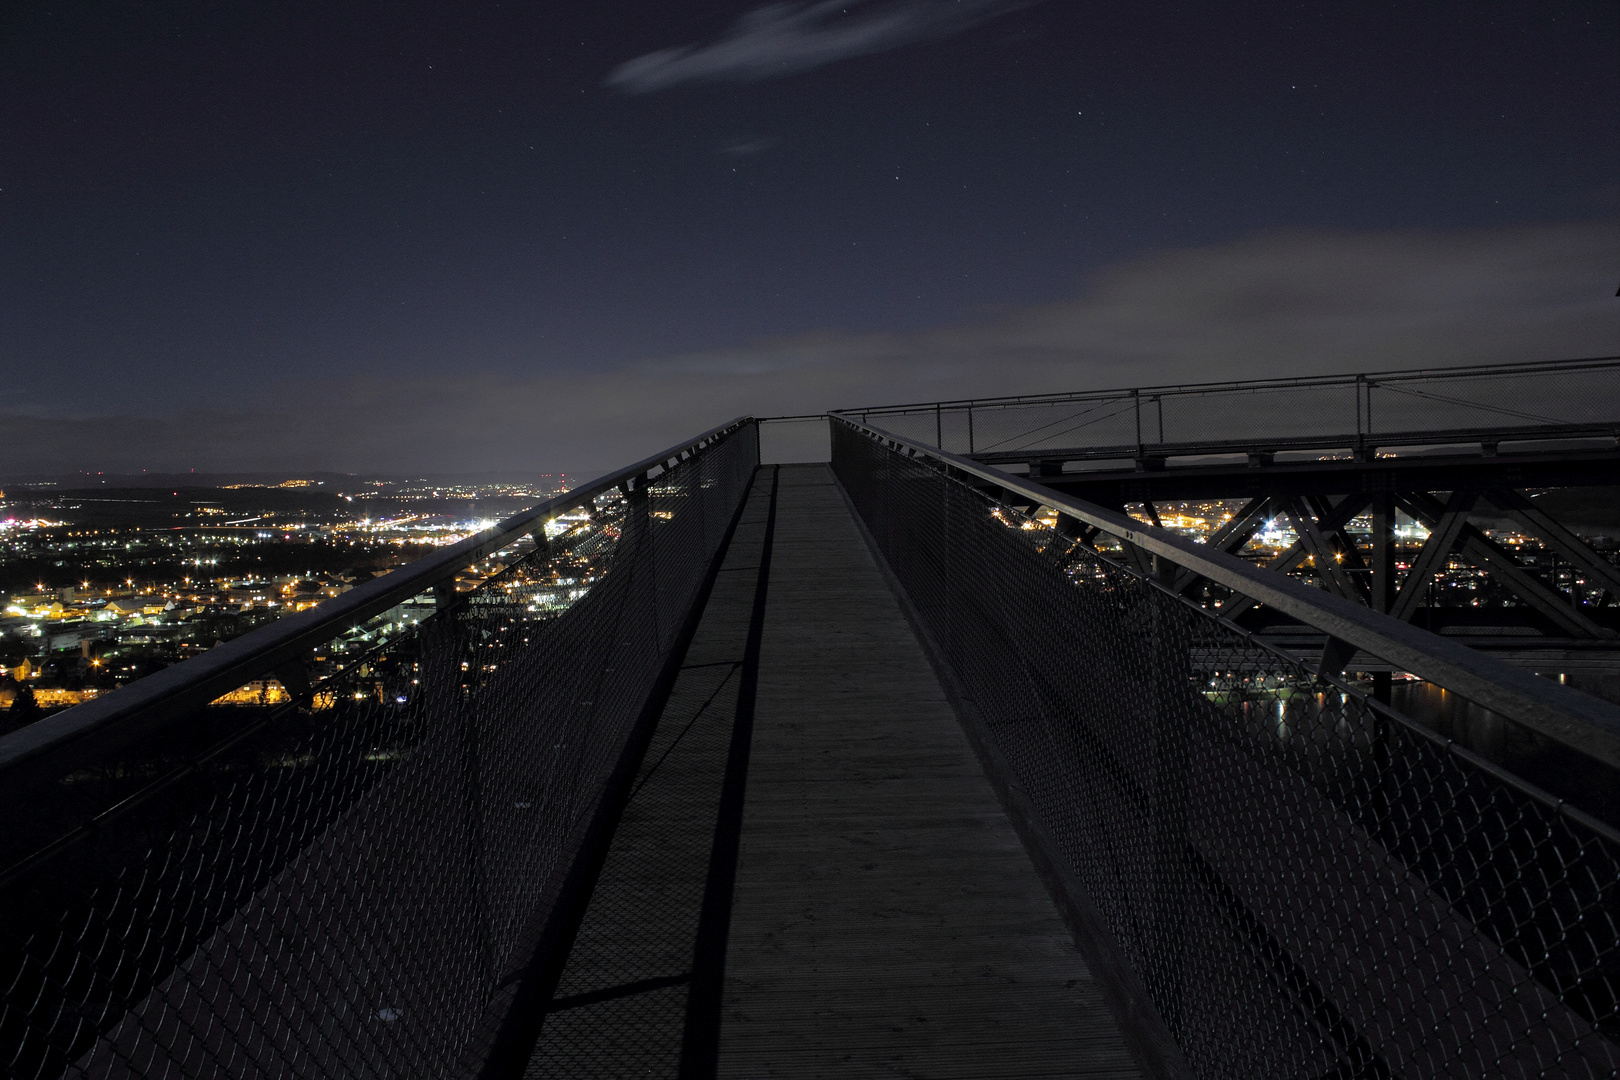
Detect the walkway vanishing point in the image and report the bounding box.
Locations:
[528,465,1144,1078]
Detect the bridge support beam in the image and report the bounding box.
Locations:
[1369,493,1396,616]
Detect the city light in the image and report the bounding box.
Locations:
[0,473,573,711]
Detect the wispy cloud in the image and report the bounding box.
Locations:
[607,0,1036,93]
[3,220,1615,478]
[720,138,777,156]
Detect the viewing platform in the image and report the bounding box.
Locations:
[3,362,1617,1080]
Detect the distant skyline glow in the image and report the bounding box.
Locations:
[0,1,1614,476]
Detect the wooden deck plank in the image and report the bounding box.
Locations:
[526,464,1141,1077]
[718,464,1140,1080]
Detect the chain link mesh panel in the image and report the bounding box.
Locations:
[831,421,1619,1079]
[0,426,759,1080]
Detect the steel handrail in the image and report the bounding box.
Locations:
[833,354,1620,416]
[834,414,1620,771]
[0,417,757,786]
[963,423,1620,462]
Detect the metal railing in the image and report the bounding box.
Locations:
[831,414,1620,1078]
[834,416,1620,768]
[844,356,1620,462]
[8,400,1618,1079]
[0,419,760,1079]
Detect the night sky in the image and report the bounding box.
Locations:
[2,1,1616,475]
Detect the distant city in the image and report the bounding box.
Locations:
[2,473,1615,724]
[0,471,571,718]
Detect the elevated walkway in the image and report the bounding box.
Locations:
[10,408,1612,1078]
[527,464,1140,1077]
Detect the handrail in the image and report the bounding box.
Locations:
[833,414,1620,771]
[0,417,757,786]
[833,354,1620,416]
[962,423,1620,462]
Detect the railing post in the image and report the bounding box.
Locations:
[1369,493,1395,616]
[1132,389,1144,463]
[935,402,943,449]
[1355,373,1364,446]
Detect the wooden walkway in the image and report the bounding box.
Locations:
[528,464,1139,1078]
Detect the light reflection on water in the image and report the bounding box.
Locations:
[1372,674,1620,829]
[1386,682,1510,760]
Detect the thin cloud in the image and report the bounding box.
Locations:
[720,138,777,156]
[607,0,1036,93]
[4,220,1614,478]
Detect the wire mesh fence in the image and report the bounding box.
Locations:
[0,425,759,1080]
[831,420,1620,1079]
[846,356,1620,460]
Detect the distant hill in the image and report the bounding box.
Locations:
[0,470,568,491]
[1,486,352,527]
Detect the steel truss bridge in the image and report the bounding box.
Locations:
[1,357,1617,1079]
[852,357,1620,678]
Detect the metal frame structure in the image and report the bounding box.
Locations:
[827,413,1620,771]
[840,357,1620,667]
[830,414,1620,1079]
[847,356,1620,461]
[3,384,1618,1079]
